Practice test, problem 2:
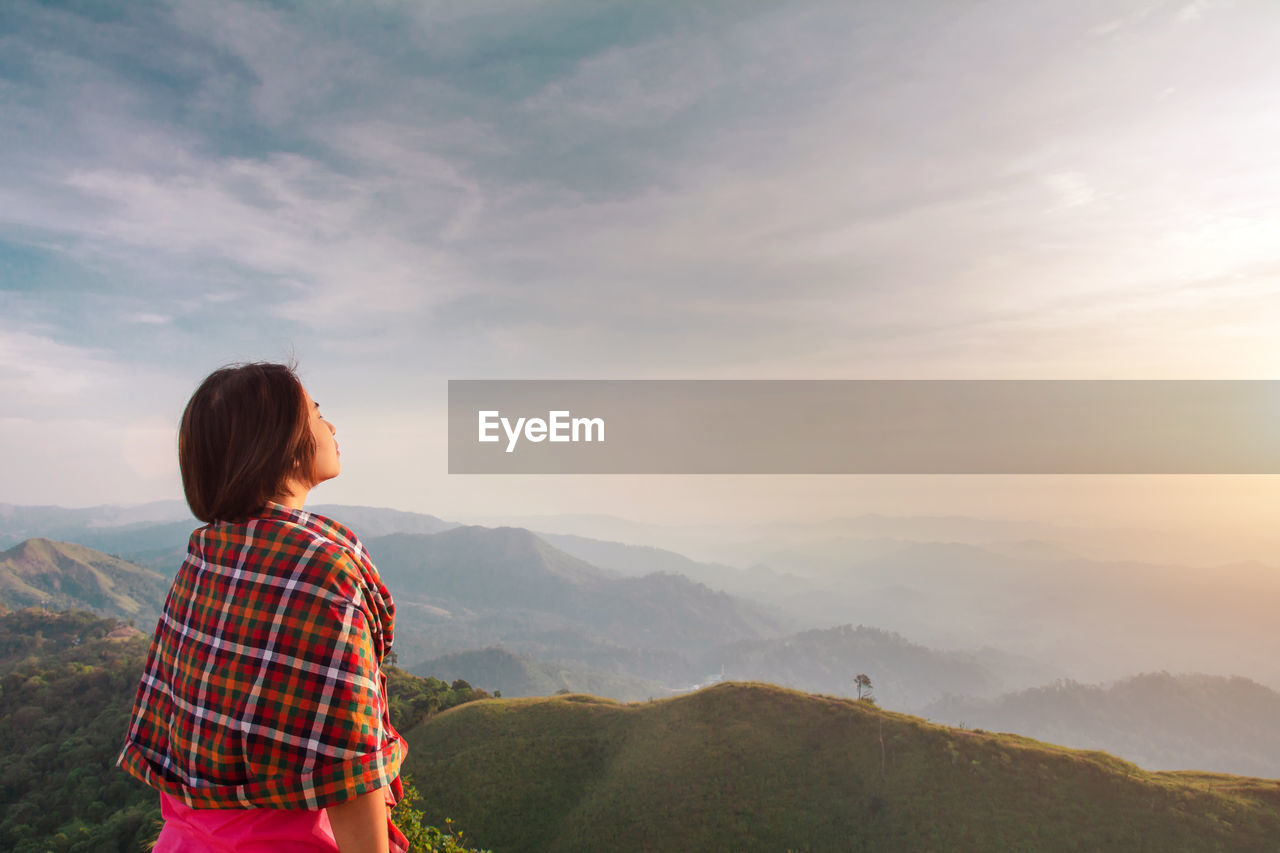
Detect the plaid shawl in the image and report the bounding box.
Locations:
[118,501,407,817]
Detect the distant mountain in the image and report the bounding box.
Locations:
[0,529,792,690]
[411,646,665,702]
[975,539,1084,563]
[0,539,170,625]
[0,503,455,573]
[475,512,1130,566]
[537,531,802,622]
[536,530,725,579]
[762,539,1280,689]
[704,624,1029,711]
[370,526,608,609]
[309,504,456,537]
[11,501,1276,691]
[367,526,785,682]
[0,531,1063,715]
[924,672,1280,779]
[400,681,1280,853]
[0,501,191,547]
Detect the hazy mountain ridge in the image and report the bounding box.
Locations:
[924,671,1280,778]
[760,540,1280,688]
[533,522,1280,693]
[4,501,1279,779]
[309,504,456,537]
[490,510,1280,569]
[703,623,1045,711]
[365,526,786,672]
[410,646,666,702]
[0,528,785,690]
[0,502,454,568]
[0,501,191,548]
[538,531,804,623]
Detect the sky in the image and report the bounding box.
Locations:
[3,0,1280,547]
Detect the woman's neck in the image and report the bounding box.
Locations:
[271,478,311,510]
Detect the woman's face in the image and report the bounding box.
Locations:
[303,388,341,486]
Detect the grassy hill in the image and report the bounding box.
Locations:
[400,682,1280,852]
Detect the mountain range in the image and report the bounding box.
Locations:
[924,671,1280,778]
[3,500,1278,780]
[9,607,1280,852]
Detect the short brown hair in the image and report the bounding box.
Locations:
[179,362,317,522]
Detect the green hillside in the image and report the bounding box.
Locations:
[0,610,160,852]
[0,539,170,625]
[401,682,1280,853]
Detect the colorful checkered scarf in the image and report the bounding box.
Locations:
[118,501,407,830]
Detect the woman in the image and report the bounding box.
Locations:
[118,362,408,853]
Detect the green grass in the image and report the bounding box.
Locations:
[401,681,1280,852]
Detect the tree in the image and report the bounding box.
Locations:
[391,776,491,852]
[854,673,873,702]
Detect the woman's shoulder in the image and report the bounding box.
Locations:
[192,504,367,592]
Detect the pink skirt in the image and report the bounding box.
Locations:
[153,792,340,853]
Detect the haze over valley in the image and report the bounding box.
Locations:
[4,499,1278,779]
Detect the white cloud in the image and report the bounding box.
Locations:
[41,149,470,327]
[0,325,115,402]
[3,2,1280,406]
[324,120,494,243]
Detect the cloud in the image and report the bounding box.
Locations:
[3,0,1280,522]
[6,144,468,328]
[166,0,374,125]
[3,0,1280,381]
[0,324,116,404]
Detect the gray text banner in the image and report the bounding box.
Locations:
[447,380,1280,474]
